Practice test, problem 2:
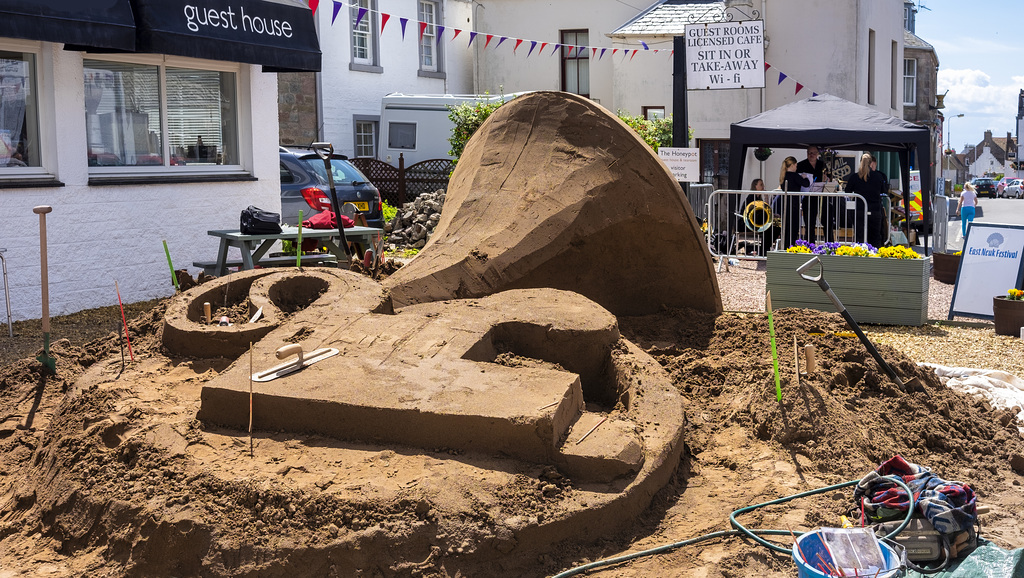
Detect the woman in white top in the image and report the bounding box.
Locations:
[956,182,979,238]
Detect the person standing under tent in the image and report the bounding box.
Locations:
[779,156,810,249]
[796,145,832,243]
[845,153,886,248]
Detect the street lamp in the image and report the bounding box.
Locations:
[947,113,964,184]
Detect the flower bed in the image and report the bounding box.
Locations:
[766,244,930,326]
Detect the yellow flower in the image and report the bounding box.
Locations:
[877,246,921,259]
[1008,288,1024,301]
[787,245,811,254]
[835,245,871,257]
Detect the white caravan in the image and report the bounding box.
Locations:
[378,92,528,166]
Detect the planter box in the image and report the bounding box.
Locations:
[766,251,930,326]
[993,296,1024,336]
[932,251,960,284]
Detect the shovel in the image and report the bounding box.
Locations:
[796,256,920,393]
[310,142,352,265]
[34,205,56,375]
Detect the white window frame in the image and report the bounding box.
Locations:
[0,38,57,184]
[417,1,444,77]
[354,118,377,158]
[903,58,917,106]
[83,52,248,179]
[351,0,379,68]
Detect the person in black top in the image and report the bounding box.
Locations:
[845,153,887,247]
[778,156,810,249]
[796,146,833,243]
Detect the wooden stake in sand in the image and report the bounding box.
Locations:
[576,416,608,445]
[793,334,800,388]
[115,281,134,362]
[766,291,781,401]
[249,343,254,458]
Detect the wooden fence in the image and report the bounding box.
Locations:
[350,154,454,207]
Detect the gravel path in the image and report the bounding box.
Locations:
[715,257,1024,378]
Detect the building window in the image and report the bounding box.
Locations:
[903,58,917,106]
[643,106,666,120]
[84,58,239,169]
[699,139,730,191]
[560,30,589,97]
[0,49,40,170]
[351,0,381,72]
[418,1,438,72]
[354,118,377,158]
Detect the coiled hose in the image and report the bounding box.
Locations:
[551,476,915,578]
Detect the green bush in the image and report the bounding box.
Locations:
[447,95,692,163]
[382,200,398,223]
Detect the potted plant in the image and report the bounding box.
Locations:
[993,288,1024,336]
[932,250,961,284]
[766,241,929,326]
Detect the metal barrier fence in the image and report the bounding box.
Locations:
[686,183,713,223]
[933,194,951,252]
[706,190,869,261]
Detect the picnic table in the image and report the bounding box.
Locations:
[196,225,383,276]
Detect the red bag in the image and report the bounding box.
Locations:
[302,210,354,229]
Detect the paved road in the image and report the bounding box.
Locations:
[929,197,1024,253]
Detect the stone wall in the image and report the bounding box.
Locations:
[278,72,319,146]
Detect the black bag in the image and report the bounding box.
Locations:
[240,205,282,235]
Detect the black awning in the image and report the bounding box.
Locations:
[131,0,321,72]
[0,0,135,50]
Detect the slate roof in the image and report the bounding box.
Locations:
[611,0,729,37]
[904,30,933,51]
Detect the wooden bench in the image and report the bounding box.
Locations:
[193,254,339,276]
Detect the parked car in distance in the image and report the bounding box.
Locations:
[970,177,997,197]
[995,176,1016,197]
[279,145,383,228]
[1004,179,1024,199]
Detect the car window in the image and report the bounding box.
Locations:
[300,157,364,183]
[280,162,295,184]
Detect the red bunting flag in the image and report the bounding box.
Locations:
[484,34,494,49]
[777,72,787,84]
[591,47,597,59]
[795,82,804,95]
[630,49,637,61]
[381,13,390,33]
[764,61,771,71]
[540,42,548,55]
[452,28,461,41]
[612,48,618,56]
[400,18,408,39]
[309,0,319,14]
[418,21,427,40]
[514,38,523,53]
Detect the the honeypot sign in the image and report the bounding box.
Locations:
[658,147,700,182]
[949,223,1024,319]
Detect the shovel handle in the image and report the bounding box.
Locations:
[796,256,823,282]
[311,142,333,161]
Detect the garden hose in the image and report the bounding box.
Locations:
[551,475,915,577]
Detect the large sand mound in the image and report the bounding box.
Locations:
[384,91,721,317]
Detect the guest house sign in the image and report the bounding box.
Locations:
[684,20,765,90]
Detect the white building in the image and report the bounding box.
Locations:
[314,0,475,159]
[0,0,320,321]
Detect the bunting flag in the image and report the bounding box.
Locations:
[468,31,478,47]
[452,28,461,41]
[591,47,597,59]
[527,41,537,57]
[540,42,548,55]
[331,1,342,25]
[436,25,445,44]
[484,34,494,49]
[496,36,507,49]
[795,82,804,95]
[419,21,427,40]
[355,6,366,27]
[630,49,637,61]
[764,62,771,71]
[812,92,819,97]
[599,48,606,60]
[514,38,523,53]
[552,43,561,55]
[309,0,319,14]
[640,41,649,50]
[400,17,408,39]
[381,12,390,32]
[612,48,619,57]
[777,72,787,84]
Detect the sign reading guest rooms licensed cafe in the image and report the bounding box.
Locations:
[684,21,765,90]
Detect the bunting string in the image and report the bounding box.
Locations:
[310,0,823,95]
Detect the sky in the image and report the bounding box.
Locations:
[913,0,1022,152]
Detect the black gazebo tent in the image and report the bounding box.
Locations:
[728,94,932,251]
